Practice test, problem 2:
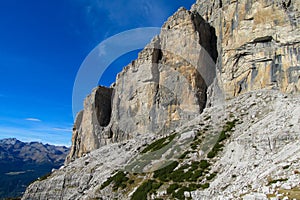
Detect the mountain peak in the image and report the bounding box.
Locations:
[0,138,19,145]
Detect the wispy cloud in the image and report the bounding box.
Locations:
[74,0,170,41]
[25,118,41,122]
[101,0,168,27]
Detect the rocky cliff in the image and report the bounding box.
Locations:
[192,0,300,97]
[66,7,218,163]
[66,0,300,163]
[23,0,300,199]
[65,86,113,163]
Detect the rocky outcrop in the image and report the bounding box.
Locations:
[108,8,217,140]
[192,0,300,98]
[65,86,113,164]
[65,8,218,163]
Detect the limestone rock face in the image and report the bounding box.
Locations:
[65,8,217,162]
[192,0,300,98]
[65,86,113,164]
[108,8,217,141]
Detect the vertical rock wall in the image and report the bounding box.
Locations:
[65,86,113,163]
[192,0,300,98]
[66,8,218,163]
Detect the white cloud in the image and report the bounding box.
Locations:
[25,118,41,122]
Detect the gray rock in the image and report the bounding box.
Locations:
[192,0,300,98]
[65,86,113,164]
[66,7,217,162]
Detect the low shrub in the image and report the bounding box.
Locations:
[153,161,179,181]
[189,169,203,182]
[167,183,180,194]
[100,171,129,191]
[199,160,210,169]
[131,179,162,200]
[207,151,216,158]
[191,161,200,170]
[141,134,177,154]
[207,119,238,159]
[188,183,202,190]
[206,172,217,180]
[179,151,190,159]
[172,186,190,199]
[200,183,210,189]
[168,169,186,182]
[283,165,290,170]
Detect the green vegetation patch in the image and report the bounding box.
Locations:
[167,183,180,194]
[206,172,217,180]
[179,151,190,159]
[171,183,210,199]
[100,171,129,191]
[172,186,190,199]
[131,179,162,200]
[224,119,239,132]
[116,119,238,198]
[153,161,179,182]
[204,115,211,121]
[207,119,238,159]
[141,134,177,154]
[207,143,224,159]
[168,162,206,183]
[199,160,210,170]
[200,182,210,189]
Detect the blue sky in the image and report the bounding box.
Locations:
[0,0,195,146]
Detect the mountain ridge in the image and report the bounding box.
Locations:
[0,138,69,199]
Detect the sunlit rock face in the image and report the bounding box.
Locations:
[65,86,113,163]
[192,0,300,98]
[65,8,218,163]
[66,0,300,163]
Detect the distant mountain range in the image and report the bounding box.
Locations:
[0,138,69,199]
